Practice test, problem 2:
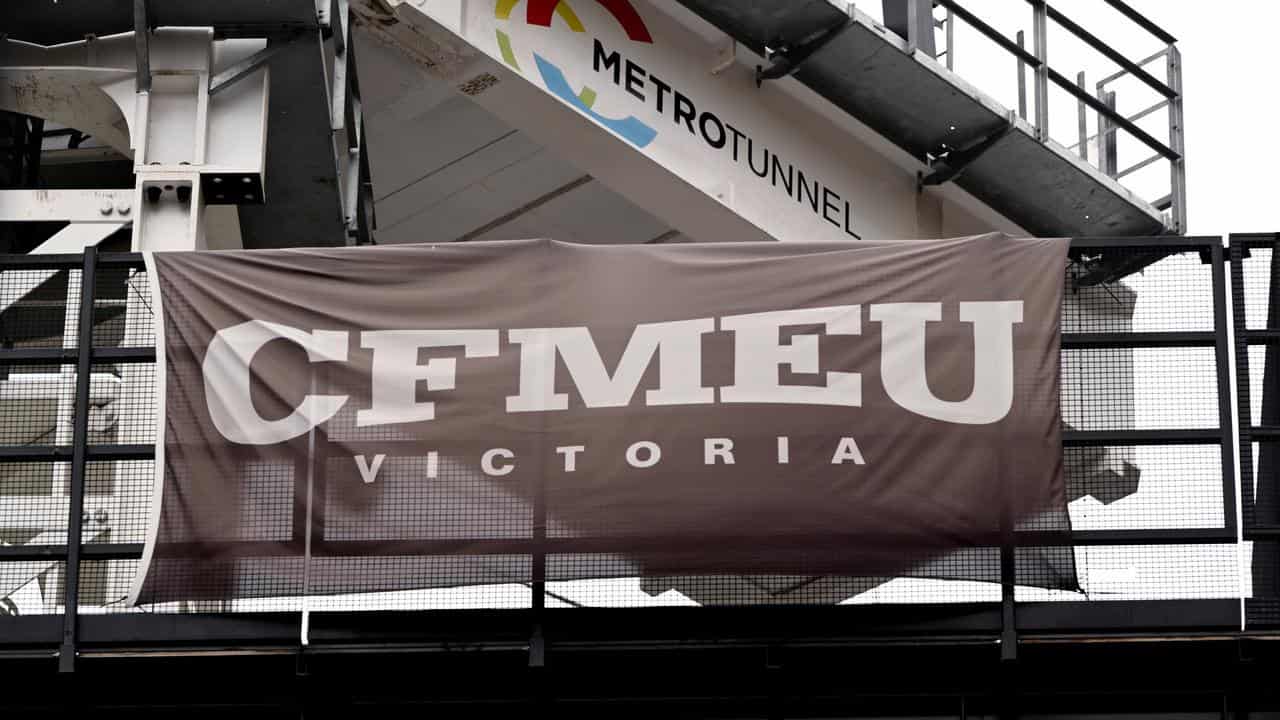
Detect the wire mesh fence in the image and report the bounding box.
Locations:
[0,237,1263,638]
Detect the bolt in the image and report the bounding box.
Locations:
[99,199,113,215]
[176,185,192,204]
[146,186,162,203]
[115,201,131,216]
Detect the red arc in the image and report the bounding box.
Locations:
[525,0,654,43]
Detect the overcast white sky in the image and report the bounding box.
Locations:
[1127,1,1280,233]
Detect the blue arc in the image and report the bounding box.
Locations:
[534,54,658,149]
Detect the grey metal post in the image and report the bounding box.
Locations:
[1016,31,1027,120]
[906,0,921,54]
[945,7,954,70]
[1076,71,1088,162]
[1103,90,1118,177]
[58,247,97,673]
[1167,44,1187,233]
[1031,1,1049,141]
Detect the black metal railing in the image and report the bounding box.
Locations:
[922,0,1187,232]
[0,236,1266,669]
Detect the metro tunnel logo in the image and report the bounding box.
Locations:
[494,0,658,148]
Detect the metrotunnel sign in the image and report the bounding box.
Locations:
[422,0,922,243]
[129,235,1071,604]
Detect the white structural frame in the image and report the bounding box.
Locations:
[0,0,370,614]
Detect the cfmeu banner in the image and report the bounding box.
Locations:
[130,235,1072,604]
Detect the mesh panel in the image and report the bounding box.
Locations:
[1064,250,1214,333]
[1248,345,1268,429]
[587,551,1005,607]
[77,559,137,614]
[0,462,71,546]
[299,582,535,611]
[0,365,76,446]
[1061,347,1219,431]
[92,264,155,348]
[0,258,159,619]
[75,558,133,613]
[81,460,153,545]
[309,555,532,603]
[1020,544,1239,601]
[1249,538,1280,628]
[1247,597,1280,629]
[1066,444,1223,530]
[0,560,64,616]
[1241,245,1275,331]
[0,268,79,349]
[1247,441,1280,529]
[73,361,157,447]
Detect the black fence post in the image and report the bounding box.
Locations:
[58,246,97,673]
[1000,543,1017,662]
[1211,239,1239,538]
[1231,239,1255,536]
[530,465,547,668]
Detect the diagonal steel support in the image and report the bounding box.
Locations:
[755,17,853,87]
[0,224,123,315]
[209,32,304,95]
[918,115,1017,189]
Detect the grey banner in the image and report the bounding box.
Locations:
[131,234,1072,604]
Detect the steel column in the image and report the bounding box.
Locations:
[1210,240,1239,538]
[56,246,97,673]
[1167,45,1188,233]
[1031,1,1049,141]
[1076,71,1089,162]
[1016,31,1028,120]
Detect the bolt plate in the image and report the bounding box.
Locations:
[202,174,266,205]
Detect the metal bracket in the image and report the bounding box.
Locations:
[209,31,304,95]
[755,18,853,87]
[918,114,1016,190]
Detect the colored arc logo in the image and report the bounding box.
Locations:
[496,0,652,42]
[494,0,658,149]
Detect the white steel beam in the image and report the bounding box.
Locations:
[0,190,133,223]
[0,498,117,530]
[0,373,122,404]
